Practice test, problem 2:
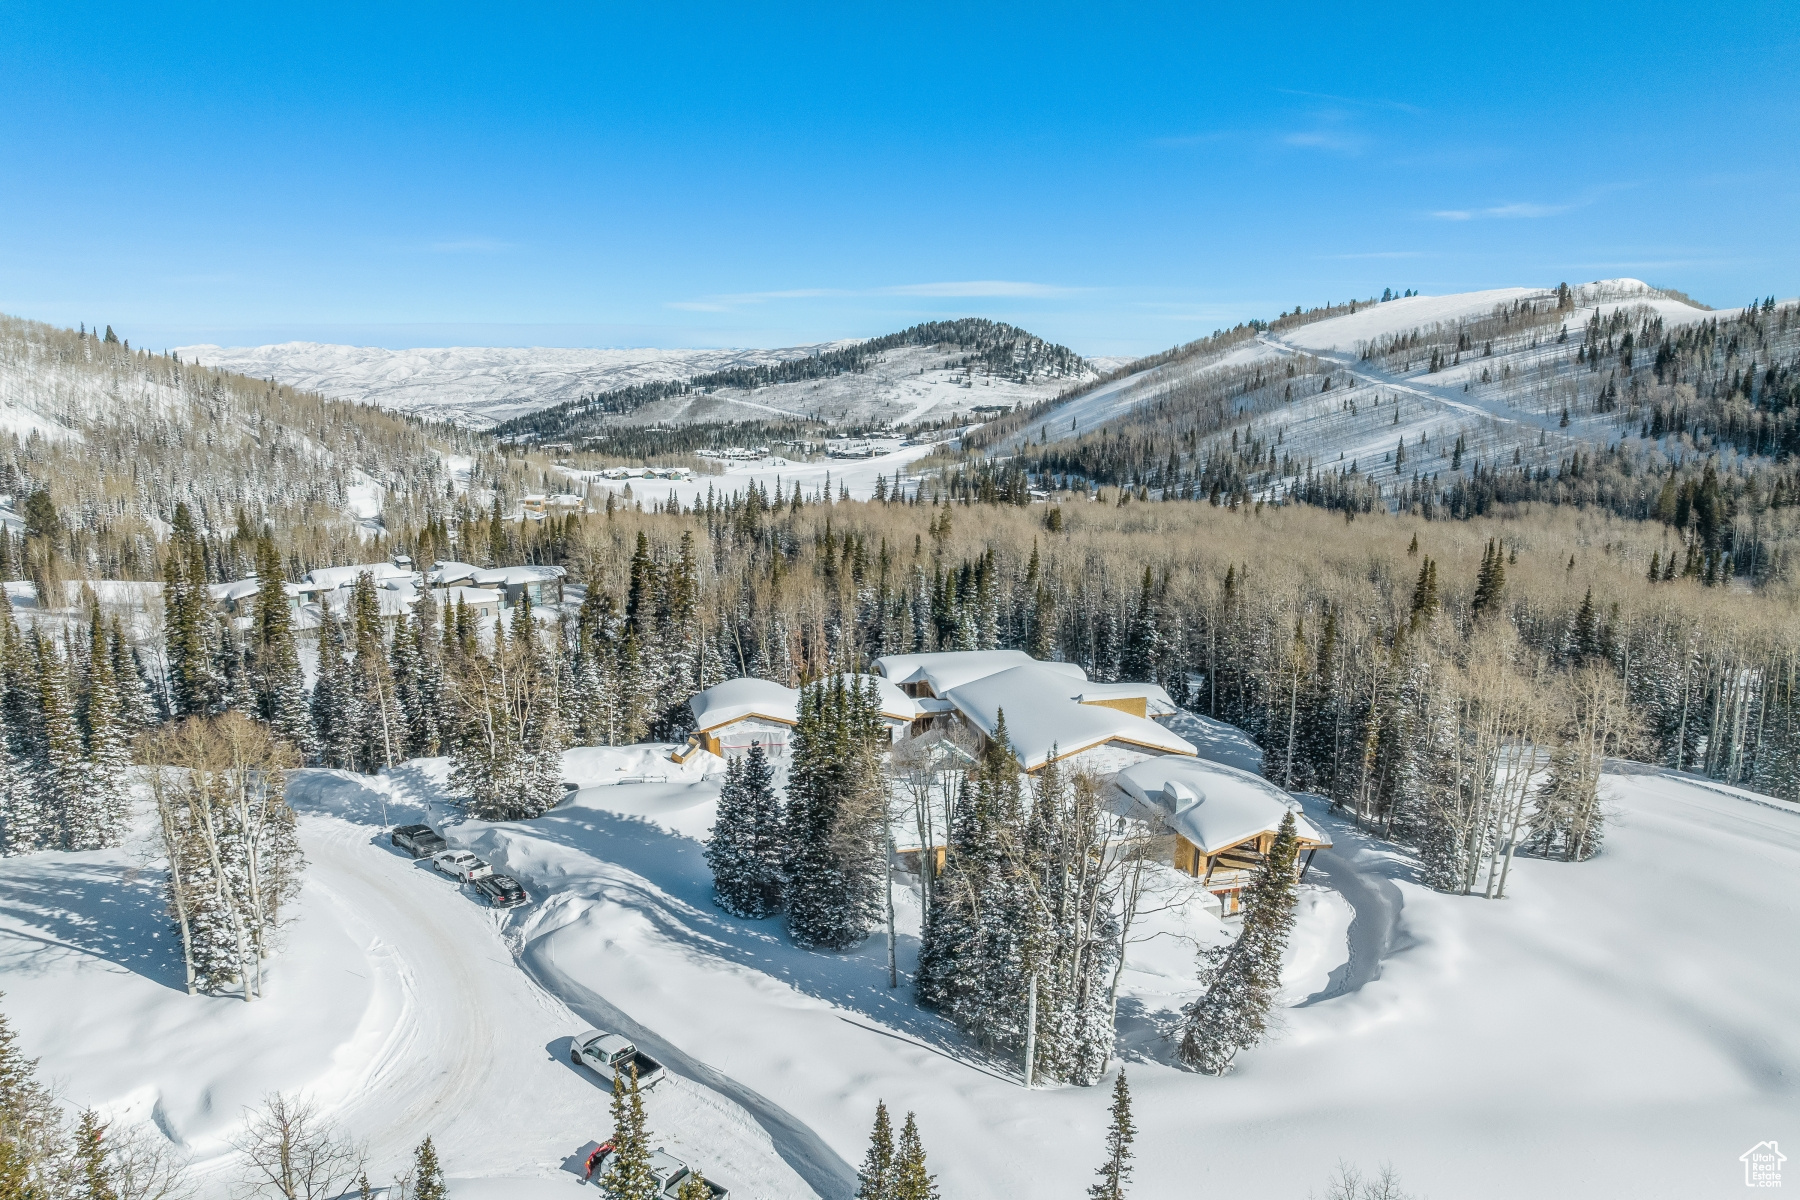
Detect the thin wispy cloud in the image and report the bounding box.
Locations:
[1431,182,1637,223]
[666,280,1086,311]
[428,238,514,253]
[1432,202,1570,221]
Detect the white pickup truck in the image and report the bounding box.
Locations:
[570,1030,666,1089]
[587,1145,728,1199]
[430,850,493,883]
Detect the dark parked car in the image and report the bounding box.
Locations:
[471,874,528,908]
[390,824,447,858]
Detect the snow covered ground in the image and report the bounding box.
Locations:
[572,437,951,506]
[0,732,1793,1198]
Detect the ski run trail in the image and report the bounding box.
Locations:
[0,736,1795,1198]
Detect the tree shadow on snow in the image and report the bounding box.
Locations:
[0,858,189,991]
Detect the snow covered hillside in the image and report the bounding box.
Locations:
[179,324,1096,433]
[995,278,1758,508]
[1,737,1793,1199]
[172,342,836,431]
[0,314,476,549]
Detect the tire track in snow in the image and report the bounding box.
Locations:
[516,922,857,1200]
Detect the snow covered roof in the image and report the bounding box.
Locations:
[470,564,566,587]
[208,578,262,603]
[1073,681,1179,717]
[689,677,800,732]
[1113,757,1329,854]
[314,586,417,619]
[827,673,923,722]
[874,650,1087,695]
[304,562,415,591]
[944,664,1195,771]
[429,560,483,585]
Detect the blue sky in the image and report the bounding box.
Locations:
[3,3,1796,356]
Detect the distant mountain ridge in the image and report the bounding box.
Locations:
[174,340,833,430]
[495,317,1091,439]
[181,318,1094,436]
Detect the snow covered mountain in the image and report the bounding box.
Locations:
[172,341,837,430]
[179,320,1098,434]
[982,278,1775,518]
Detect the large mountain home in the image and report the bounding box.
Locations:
[1112,756,1331,915]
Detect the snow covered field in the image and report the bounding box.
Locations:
[0,732,1794,1198]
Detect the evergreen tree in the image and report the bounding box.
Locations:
[348,573,406,772]
[447,611,567,821]
[1178,812,1301,1073]
[70,606,130,851]
[0,998,76,1196]
[108,617,158,732]
[599,1066,657,1200]
[889,1113,938,1200]
[249,537,311,752]
[675,1170,712,1200]
[1470,538,1506,618]
[163,503,222,716]
[310,606,357,769]
[705,743,785,918]
[854,1100,894,1200]
[32,637,85,852]
[784,676,887,950]
[73,1109,118,1200]
[412,1135,447,1200]
[1087,1070,1135,1200]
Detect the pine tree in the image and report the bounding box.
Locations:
[0,998,75,1195]
[249,537,311,752]
[705,743,785,918]
[1179,812,1301,1073]
[70,607,130,851]
[33,637,86,852]
[348,573,406,772]
[1470,538,1506,618]
[310,606,357,769]
[889,1113,938,1200]
[1087,1070,1135,1200]
[163,503,222,716]
[854,1101,894,1200]
[74,1109,119,1200]
[412,1135,447,1200]
[784,676,887,950]
[109,617,158,731]
[599,1066,657,1200]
